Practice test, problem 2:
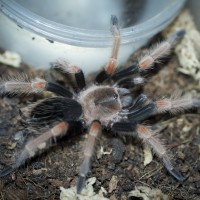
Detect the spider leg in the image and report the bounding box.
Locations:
[111,62,139,82]
[138,30,185,71]
[111,123,185,181]
[155,94,200,114]
[136,124,185,182]
[113,94,200,180]
[120,94,157,122]
[112,122,137,132]
[124,93,200,122]
[77,120,101,194]
[52,60,86,90]
[128,102,156,122]
[111,29,185,82]
[0,74,73,97]
[95,15,120,84]
[45,82,73,97]
[125,94,148,110]
[0,122,68,177]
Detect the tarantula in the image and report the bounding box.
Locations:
[0,16,197,194]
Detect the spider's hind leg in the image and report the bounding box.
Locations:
[111,122,185,182]
[111,29,185,82]
[77,120,102,194]
[0,122,69,177]
[137,125,185,182]
[52,60,86,90]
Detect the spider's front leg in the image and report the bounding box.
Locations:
[95,15,121,84]
[0,122,68,177]
[52,60,86,90]
[0,74,73,97]
[111,29,186,82]
[77,120,101,194]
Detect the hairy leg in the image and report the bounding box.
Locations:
[122,93,200,123]
[112,123,185,181]
[0,73,72,97]
[111,30,185,82]
[77,120,101,194]
[95,15,121,83]
[155,94,200,114]
[137,124,185,181]
[0,122,68,177]
[52,60,86,90]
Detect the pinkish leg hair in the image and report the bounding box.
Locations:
[137,125,184,181]
[0,122,68,177]
[77,121,101,193]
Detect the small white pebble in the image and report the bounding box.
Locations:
[38,142,46,150]
[143,143,153,166]
[60,177,109,200]
[108,175,118,193]
[0,51,21,67]
[129,186,169,200]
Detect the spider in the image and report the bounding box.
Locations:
[0,15,197,194]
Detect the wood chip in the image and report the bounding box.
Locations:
[143,143,153,166]
[108,175,118,193]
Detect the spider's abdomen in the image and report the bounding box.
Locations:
[27,97,83,126]
[79,85,122,126]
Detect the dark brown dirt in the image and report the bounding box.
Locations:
[0,39,200,200]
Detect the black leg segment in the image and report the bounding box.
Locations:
[75,70,86,90]
[128,102,156,122]
[46,82,73,98]
[111,62,139,82]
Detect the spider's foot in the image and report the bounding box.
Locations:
[168,29,186,44]
[193,98,200,108]
[169,168,185,182]
[76,175,86,194]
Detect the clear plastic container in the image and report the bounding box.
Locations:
[187,0,200,30]
[0,0,185,74]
